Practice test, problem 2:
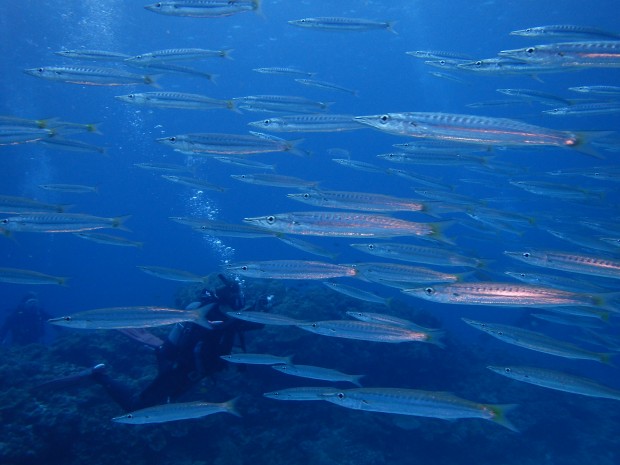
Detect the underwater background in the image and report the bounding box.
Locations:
[1,1,619,464]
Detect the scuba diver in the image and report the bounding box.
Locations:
[41,274,271,412]
[1,292,51,346]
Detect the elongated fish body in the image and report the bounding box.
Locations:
[0,126,53,145]
[345,311,434,332]
[137,265,206,283]
[161,175,226,192]
[39,184,97,194]
[115,92,235,111]
[296,320,441,345]
[350,242,482,268]
[463,319,612,363]
[332,158,385,173]
[231,173,318,188]
[73,232,143,248]
[354,112,580,149]
[0,213,129,233]
[404,282,609,310]
[157,133,301,156]
[0,194,67,214]
[249,114,362,133]
[226,311,306,326]
[569,85,620,95]
[225,260,356,279]
[510,25,620,40]
[55,49,131,61]
[322,282,388,305]
[48,306,210,329]
[544,102,620,116]
[354,262,461,285]
[144,1,260,17]
[24,66,156,86]
[320,388,517,431]
[504,250,620,280]
[276,235,337,260]
[499,41,620,67]
[264,386,340,401]
[254,67,314,77]
[126,48,232,64]
[294,79,357,95]
[170,217,274,238]
[272,363,364,386]
[289,17,395,34]
[244,211,446,239]
[112,399,239,424]
[496,88,572,106]
[0,267,67,285]
[221,353,292,365]
[287,190,439,213]
[488,365,620,401]
[234,95,330,114]
[456,57,575,75]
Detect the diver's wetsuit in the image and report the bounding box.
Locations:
[93,277,264,412]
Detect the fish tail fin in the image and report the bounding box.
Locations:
[426,330,446,349]
[488,403,519,432]
[570,131,614,159]
[208,73,219,84]
[227,99,243,114]
[224,397,242,417]
[85,123,103,134]
[430,220,455,244]
[144,74,161,89]
[58,277,70,287]
[386,21,398,34]
[285,138,308,157]
[351,374,365,387]
[221,49,234,60]
[596,292,620,313]
[599,352,616,367]
[253,0,265,18]
[112,215,132,231]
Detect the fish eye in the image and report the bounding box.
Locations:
[263,120,271,125]
[63,316,72,321]
[127,94,135,99]
[311,323,317,328]
[475,60,482,67]
[497,331,503,335]
[303,193,310,198]
[154,2,162,7]
[168,136,176,143]
[241,265,248,271]
[337,392,345,399]
[367,244,375,250]
[424,287,434,295]
[300,19,306,23]
[504,367,511,373]
[1,219,8,224]
[135,55,143,60]
[379,114,389,123]
[266,216,275,224]
[125,414,133,419]
[526,47,535,54]
[525,28,532,33]
[37,68,44,73]
[439,60,446,65]
[522,252,530,258]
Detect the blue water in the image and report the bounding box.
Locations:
[1,1,619,464]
